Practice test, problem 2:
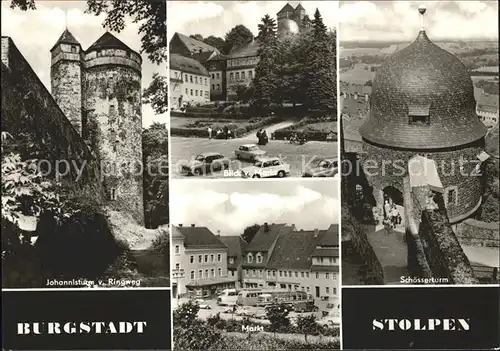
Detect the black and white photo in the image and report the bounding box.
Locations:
[1,0,169,289]
[339,1,499,286]
[171,179,340,350]
[168,1,338,179]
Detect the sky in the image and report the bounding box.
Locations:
[171,179,339,236]
[1,1,167,128]
[167,1,338,41]
[339,1,499,42]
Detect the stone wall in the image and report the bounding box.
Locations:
[362,139,484,222]
[456,219,499,247]
[418,209,478,284]
[1,37,103,199]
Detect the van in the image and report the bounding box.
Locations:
[217,289,238,306]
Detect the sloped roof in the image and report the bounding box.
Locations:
[267,230,317,270]
[295,3,305,11]
[172,225,184,239]
[228,40,260,59]
[192,50,216,63]
[175,225,227,249]
[246,223,293,251]
[485,123,499,158]
[218,236,247,257]
[312,247,339,257]
[317,224,339,246]
[173,32,219,55]
[477,93,499,113]
[50,29,80,51]
[87,32,135,53]
[278,3,295,15]
[170,53,210,76]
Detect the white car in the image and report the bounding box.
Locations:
[240,157,291,178]
[317,316,340,328]
[234,144,267,162]
[194,299,211,309]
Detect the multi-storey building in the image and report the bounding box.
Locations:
[169,53,211,107]
[476,92,499,129]
[265,226,339,300]
[241,223,295,288]
[206,56,228,101]
[218,236,248,289]
[172,225,236,297]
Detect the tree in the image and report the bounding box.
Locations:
[253,15,279,108]
[143,73,168,115]
[223,25,254,54]
[241,224,260,243]
[296,314,318,342]
[301,14,312,29]
[189,34,204,41]
[304,9,336,111]
[203,35,225,53]
[266,303,291,336]
[10,0,167,64]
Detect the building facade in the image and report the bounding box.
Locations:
[225,41,260,101]
[476,92,499,129]
[50,30,144,224]
[218,236,247,289]
[172,225,236,298]
[169,53,211,107]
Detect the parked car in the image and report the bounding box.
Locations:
[302,157,338,177]
[217,289,238,306]
[235,306,257,317]
[317,316,340,328]
[234,144,267,162]
[194,299,211,309]
[180,152,230,176]
[240,157,291,178]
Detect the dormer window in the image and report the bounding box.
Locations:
[408,102,431,125]
[247,253,253,263]
[256,253,263,263]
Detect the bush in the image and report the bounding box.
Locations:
[214,334,340,350]
[266,303,291,334]
[173,320,221,350]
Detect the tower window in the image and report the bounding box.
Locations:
[444,186,458,207]
[109,188,117,201]
[408,102,431,125]
[71,45,77,53]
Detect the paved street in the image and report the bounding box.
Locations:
[171,137,337,179]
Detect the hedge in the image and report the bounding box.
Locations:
[171,116,283,138]
[273,116,337,142]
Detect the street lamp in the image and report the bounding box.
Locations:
[172,268,185,308]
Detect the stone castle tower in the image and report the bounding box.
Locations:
[277,3,305,36]
[50,29,144,225]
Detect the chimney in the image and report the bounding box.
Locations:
[217,230,221,237]
[314,229,319,237]
[191,224,195,227]
[263,222,269,232]
[178,224,183,227]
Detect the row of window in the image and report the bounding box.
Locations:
[184,88,209,98]
[229,70,253,82]
[243,269,337,280]
[314,257,339,264]
[188,268,224,280]
[244,284,337,296]
[210,72,220,80]
[184,74,208,86]
[183,253,222,263]
[211,84,221,91]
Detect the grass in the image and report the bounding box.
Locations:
[340,64,376,84]
[171,117,254,130]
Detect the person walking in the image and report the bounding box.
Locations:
[384,200,391,220]
[391,205,399,227]
[207,126,212,140]
[223,125,229,140]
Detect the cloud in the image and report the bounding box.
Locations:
[1,1,165,127]
[168,1,337,40]
[339,1,498,41]
[171,184,339,235]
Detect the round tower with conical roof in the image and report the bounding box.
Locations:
[82,32,144,224]
[359,8,488,223]
[50,29,83,135]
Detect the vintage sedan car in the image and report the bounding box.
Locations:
[234,144,267,162]
[302,157,338,177]
[240,157,291,178]
[180,152,230,176]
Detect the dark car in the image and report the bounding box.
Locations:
[180,152,230,176]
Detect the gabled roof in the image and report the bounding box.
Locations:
[50,29,80,51]
[246,223,293,251]
[277,3,295,15]
[219,236,248,268]
[172,32,219,56]
[295,3,305,11]
[227,40,260,59]
[170,53,210,76]
[175,225,227,249]
[317,224,339,246]
[192,50,216,63]
[267,230,317,270]
[87,32,135,53]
